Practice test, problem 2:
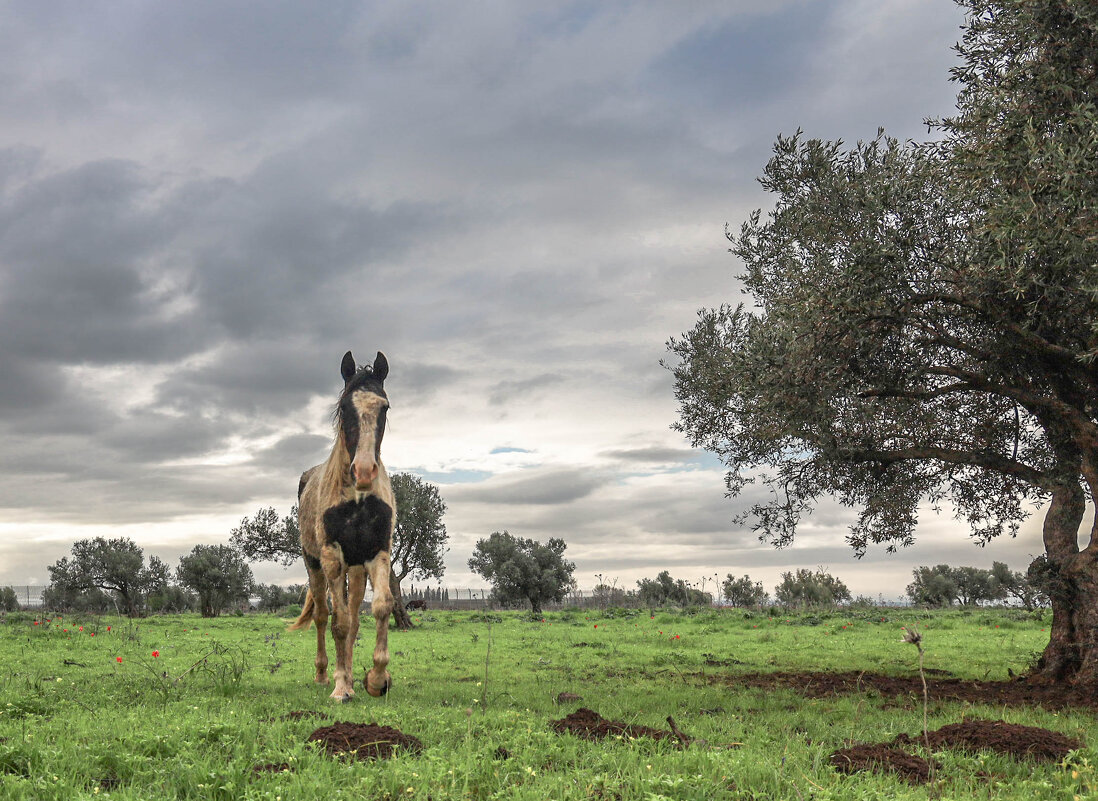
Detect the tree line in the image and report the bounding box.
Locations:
[17,473,584,622]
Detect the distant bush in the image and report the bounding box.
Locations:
[0,586,19,612]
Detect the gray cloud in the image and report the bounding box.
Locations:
[447,467,611,507]
[0,0,983,597]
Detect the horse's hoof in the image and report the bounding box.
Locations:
[366,671,392,697]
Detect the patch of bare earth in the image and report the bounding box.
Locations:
[307,722,423,761]
[716,671,1098,710]
[550,708,677,743]
[893,719,1082,762]
[829,744,939,784]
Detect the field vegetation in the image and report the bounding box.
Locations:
[0,606,1093,800]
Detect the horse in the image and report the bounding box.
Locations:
[405,599,428,611]
[289,350,395,701]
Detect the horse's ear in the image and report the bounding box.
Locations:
[341,351,357,384]
[372,351,389,382]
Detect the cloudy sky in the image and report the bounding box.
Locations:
[0,0,1053,600]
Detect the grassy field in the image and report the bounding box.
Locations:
[0,605,1093,800]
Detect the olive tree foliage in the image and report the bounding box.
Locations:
[229,506,301,566]
[636,570,711,607]
[388,472,449,629]
[721,574,769,607]
[176,545,255,618]
[773,569,851,608]
[0,586,19,612]
[667,1,1098,684]
[47,537,150,616]
[468,532,576,615]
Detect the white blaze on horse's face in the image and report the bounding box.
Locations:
[351,390,388,496]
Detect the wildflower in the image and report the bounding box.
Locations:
[107,626,111,632]
[79,626,83,631]
[116,657,123,663]
[33,621,39,626]
[90,632,96,637]
[152,651,160,658]
[593,624,598,629]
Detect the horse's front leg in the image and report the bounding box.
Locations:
[364,551,394,696]
[321,545,354,701]
[346,565,367,693]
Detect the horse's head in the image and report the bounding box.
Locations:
[337,350,389,494]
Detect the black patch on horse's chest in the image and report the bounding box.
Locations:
[322,496,392,566]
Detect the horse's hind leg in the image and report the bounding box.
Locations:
[364,551,394,696]
[305,559,330,684]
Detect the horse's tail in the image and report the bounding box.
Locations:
[288,588,315,631]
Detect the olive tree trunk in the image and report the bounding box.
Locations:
[1032,484,1098,685]
[388,572,413,631]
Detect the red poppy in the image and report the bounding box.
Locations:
[107,626,111,632]
[116,657,123,663]
[152,651,160,658]
[33,621,39,626]
[593,624,598,629]
[79,626,83,631]
[90,632,96,637]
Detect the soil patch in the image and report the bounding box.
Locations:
[280,710,330,722]
[716,671,1098,711]
[307,722,423,761]
[550,708,675,743]
[893,719,1082,763]
[830,743,939,784]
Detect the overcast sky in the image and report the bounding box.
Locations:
[0,0,1052,600]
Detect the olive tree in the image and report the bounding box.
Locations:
[667,1,1098,685]
[177,545,255,618]
[388,473,449,629]
[47,537,148,616]
[468,532,575,615]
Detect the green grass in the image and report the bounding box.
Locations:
[0,606,1093,800]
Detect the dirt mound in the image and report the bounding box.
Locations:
[893,719,1082,762]
[829,743,939,784]
[550,708,675,742]
[719,671,1098,710]
[307,722,423,761]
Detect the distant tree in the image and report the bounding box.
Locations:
[774,569,851,607]
[666,1,1098,685]
[721,574,769,607]
[592,582,630,607]
[907,565,961,607]
[47,537,148,616]
[142,555,173,594]
[176,545,255,618]
[388,473,449,630]
[229,506,301,566]
[952,565,1007,606]
[468,531,576,615]
[142,555,194,614]
[253,583,306,612]
[0,586,19,612]
[42,585,115,613]
[635,570,710,607]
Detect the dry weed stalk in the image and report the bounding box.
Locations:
[901,625,930,752]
